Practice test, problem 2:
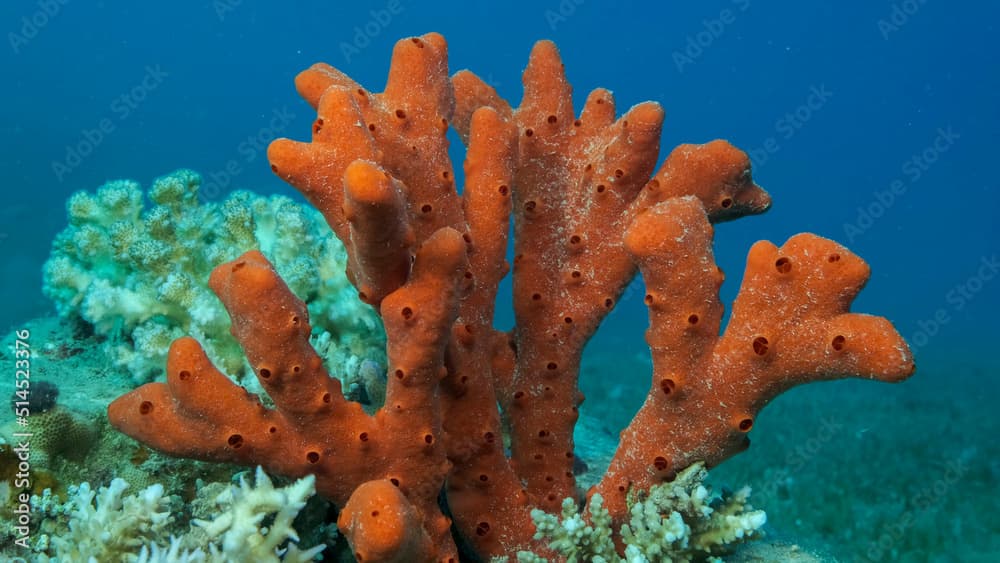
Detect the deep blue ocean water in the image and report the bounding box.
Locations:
[3,1,997,357]
[2,1,997,560]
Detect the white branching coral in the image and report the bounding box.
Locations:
[26,467,324,563]
[521,494,618,562]
[517,462,766,563]
[46,478,174,561]
[182,467,325,563]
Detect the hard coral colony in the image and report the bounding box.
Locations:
[108,33,915,561]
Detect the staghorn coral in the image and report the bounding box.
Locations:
[108,33,914,561]
[43,169,383,386]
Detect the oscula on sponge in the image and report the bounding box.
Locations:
[43,169,384,384]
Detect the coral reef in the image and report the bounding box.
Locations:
[42,169,383,388]
[518,462,765,562]
[23,407,96,468]
[108,33,915,560]
[9,467,324,562]
[160,466,326,562]
[0,317,240,507]
[43,477,175,561]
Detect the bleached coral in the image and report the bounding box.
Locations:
[46,478,175,562]
[518,462,766,562]
[43,169,384,385]
[23,467,324,562]
[137,467,325,563]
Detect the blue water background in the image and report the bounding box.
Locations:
[1,2,996,384]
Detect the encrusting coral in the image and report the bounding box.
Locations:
[42,170,383,388]
[108,33,915,561]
